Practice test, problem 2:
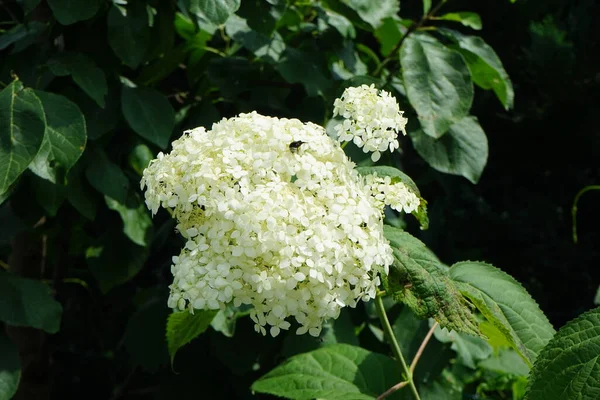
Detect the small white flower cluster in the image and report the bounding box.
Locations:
[333,84,408,162]
[141,112,393,337]
[363,174,421,214]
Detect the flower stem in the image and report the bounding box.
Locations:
[374,294,421,400]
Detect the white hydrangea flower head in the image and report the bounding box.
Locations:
[363,174,420,214]
[333,84,408,162]
[141,112,393,337]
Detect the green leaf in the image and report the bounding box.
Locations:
[409,116,488,184]
[47,0,102,25]
[479,348,530,376]
[47,53,107,107]
[124,300,170,373]
[355,166,428,229]
[128,144,154,176]
[383,226,480,336]
[65,162,97,220]
[187,0,240,25]
[436,12,482,30]
[0,80,45,196]
[400,32,473,138]
[105,194,153,247]
[85,148,130,204]
[441,29,514,110]
[225,14,285,63]
[276,48,332,97]
[28,90,87,184]
[422,0,431,14]
[374,18,403,56]
[107,2,151,68]
[252,344,402,399]
[449,261,555,367]
[527,307,600,400]
[318,7,356,39]
[166,310,218,365]
[31,177,66,217]
[0,270,63,333]
[341,0,399,29]
[87,234,148,293]
[17,0,41,14]
[121,85,175,149]
[0,22,47,52]
[433,326,492,369]
[0,332,21,400]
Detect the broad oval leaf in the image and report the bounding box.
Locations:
[383,226,480,336]
[0,270,63,333]
[526,307,600,400]
[449,261,555,367]
[341,0,399,29]
[28,90,87,184]
[166,310,218,365]
[400,33,473,138]
[252,344,402,400]
[436,12,482,30]
[0,81,45,195]
[85,148,130,204]
[48,53,108,107]
[121,85,175,149]
[441,29,514,110]
[47,0,103,25]
[0,332,20,400]
[187,0,240,25]
[107,3,150,68]
[105,194,153,247]
[410,116,488,184]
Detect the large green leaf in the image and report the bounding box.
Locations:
[526,307,600,400]
[166,310,218,365]
[0,332,20,400]
[28,91,87,184]
[107,3,150,68]
[433,325,492,369]
[479,348,530,376]
[31,176,66,217]
[0,81,45,195]
[383,226,480,336]
[47,0,103,25]
[252,344,402,399]
[47,53,107,107]
[187,0,240,25]
[85,148,130,204]
[341,0,399,29]
[275,48,332,97]
[121,85,175,149]
[435,12,482,30]
[0,270,63,333]
[409,116,488,184]
[105,194,153,247]
[225,14,285,63]
[0,22,47,52]
[355,166,428,229]
[449,261,555,367]
[400,33,473,138]
[441,29,514,110]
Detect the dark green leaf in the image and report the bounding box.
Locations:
[31,176,66,217]
[47,53,107,107]
[527,307,600,400]
[128,144,154,176]
[124,300,170,372]
[383,226,480,336]
[0,332,21,400]
[107,3,151,68]
[65,162,97,220]
[28,90,87,184]
[105,194,153,247]
[449,261,555,366]
[0,22,47,52]
[341,0,399,28]
[225,14,285,63]
[47,0,103,25]
[436,12,482,30]
[479,348,530,376]
[85,148,129,204]
[0,80,45,195]
[166,310,218,365]
[374,18,403,56]
[121,85,175,149]
[193,0,240,25]
[433,326,492,369]
[0,204,27,246]
[276,48,332,97]
[356,165,428,229]
[442,29,514,110]
[410,116,488,184]
[86,234,148,293]
[0,270,63,333]
[318,7,356,38]
[400,33,473,138]
[237,0,277,35]
[17,0,41,14]
[252,344,402,399]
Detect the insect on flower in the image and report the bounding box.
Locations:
[289,141,305,153]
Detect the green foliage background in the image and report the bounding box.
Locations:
[0,0,598,399]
